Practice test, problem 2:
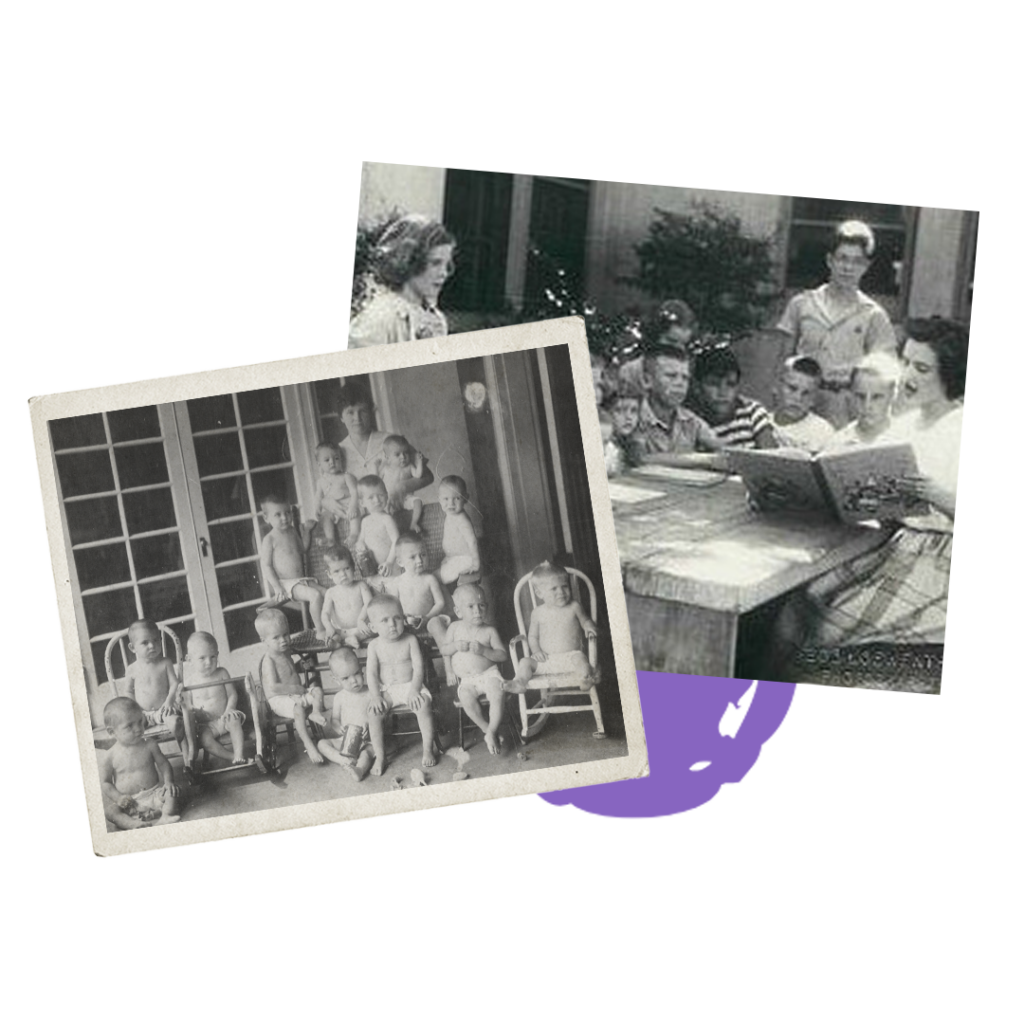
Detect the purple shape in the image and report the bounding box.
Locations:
[541,672,795,817]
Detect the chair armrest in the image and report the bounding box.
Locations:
[587,635,598,670]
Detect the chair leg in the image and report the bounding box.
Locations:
[590,688,606,738]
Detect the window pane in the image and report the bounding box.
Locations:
[123,487,177,536]
[139,576,192,623]
[194,431,243,477]
[237,387,284,425]
[75,542,131,591]
[202,475,251,521]
[66,495,122,545]
[210,519,258,563]
[57,449,115,498]
[313,378,343,417]
[251,467,297,508]
[107,406,161,443]
[51,413,106,450]
[187,394,237,432]
[131,533,184,580]
[244,423,290,468]
[83,586,138,639]
[217,561,263,607]
[115,442,169,488]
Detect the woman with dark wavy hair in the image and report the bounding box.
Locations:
[349,214,456,348]
[774,317,968,683]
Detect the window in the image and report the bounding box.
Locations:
[787,198,910,296]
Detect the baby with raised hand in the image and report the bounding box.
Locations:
[437,475,481,585]
[380,434,428,533]
[320,546,375,648]
[440,583,508,755]
[365,595,437,771]
[394,533,450,646]
[254,607,327,765]
[182,631,247,765]
[100,696,180,829]
[509,562,597,691]
[311,441,360,547]
[826,351,902,449]
[123,618,185,748]
[316,647,381,781]
[354,475,401,578]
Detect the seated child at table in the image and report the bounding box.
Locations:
[365,595,437,770]
[380,434,428,534]
[311,441,360,548]
[259,493,328,639]
[100,696,180,829]
[509,561,598,691]
[441,583,508,755]
[317,647,380,781]
[825,351,901,449]
[769,356,835,454]
[254,607,326,764]
[123,618,185,748]
[182,631,247,765]
[603,377,646,474]
[437,475,481,585]
[394,533,450,646]
[321,546,374,648]
[353,475,400,578]
[687,346,776,449]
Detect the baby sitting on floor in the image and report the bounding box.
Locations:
[100,696,180,829]
[182,631,247,765]
[317,647,381,780]
[509,561,598,690]
[440,583,508,755]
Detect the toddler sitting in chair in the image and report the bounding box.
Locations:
[123,618,185,749]
[380,434,428,534]
[317,647,381,781]
[394,533,450,647]
[311,441,360,548]
[437,475,481,585]
[353,476,401,579]
[321,546,375,648]
[509,562,598,691]
[182,631,247,765]
[100,696,180,829]
[259,494,329,639]
[365,595,438,771]
[254,608,327,765]
[440,583,508,755]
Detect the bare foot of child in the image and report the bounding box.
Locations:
[422,746,438,768]
[503,677,529,694]
[370,755,387,777]
[158,814,181,825]
[484,730,500,755]
[305,745,325,764]
[309,710,327,728]
[345,759,369,782]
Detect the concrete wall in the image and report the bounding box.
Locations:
[584,181,786,313]
[359,162,446,224]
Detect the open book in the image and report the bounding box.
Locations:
[727,442,929,524]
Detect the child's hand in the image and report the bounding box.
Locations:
[368,696,387,717]
[584,624,598,639]
[407,689,427,711]
[166,782,180,798]
[379,561,393,578]
[118,795,137,813]
[272,588,287,603]
[469,640,484,655]
[457,640,471,653]
[407,615,423,630]
[533,650,547,662]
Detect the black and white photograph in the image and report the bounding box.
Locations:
[34,318,645,855]
[349,164,976,694]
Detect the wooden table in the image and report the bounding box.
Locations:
[609,466,890,678]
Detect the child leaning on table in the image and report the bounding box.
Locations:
[437,475,481,584]
[602,377,646,475]
[687,345,777,449]
[509,561,597,691]
[254,607,327,765]
[317,647,381,780]
[182,631,247,765]
[311,441,360,548]
[768,356,835,454]
[100,696,181,829]
[123,618,185,748]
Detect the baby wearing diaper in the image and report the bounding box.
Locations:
[509,561,598,691]
[440,583,508,755]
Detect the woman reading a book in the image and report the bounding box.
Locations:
[773,318,967,682]
[349,214,456,347]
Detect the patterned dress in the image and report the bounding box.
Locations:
[348,288,448,348]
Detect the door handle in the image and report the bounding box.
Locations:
[200,537,209,557]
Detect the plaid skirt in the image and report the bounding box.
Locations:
[807,527,952,647]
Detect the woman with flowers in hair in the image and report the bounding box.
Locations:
[349,214,456,348]
[775,219,898,428]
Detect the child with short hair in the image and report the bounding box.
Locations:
[687,346,776,449]
[437,475,481,585]
[603,378,646,473]
[365,595,437,771]
[769,356,836,453]
[380,434,427,533]
[100,696,180,829]
[258,494,328,639]
[354,475,401,578]
[440,583,508,755]
[826,351,902,448]
[254,607,326,764]
[123,618,185,747]
[316,647,381,781]
[320,546,375,647]
[394,533,450,645]
[311,441,360,547]
[509,562,598,690]
[181,631,247,765]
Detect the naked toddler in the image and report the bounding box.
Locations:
[437,475,481,585]
[316,647,382,781]
[123,618,185,749]
[182,631,247,765]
